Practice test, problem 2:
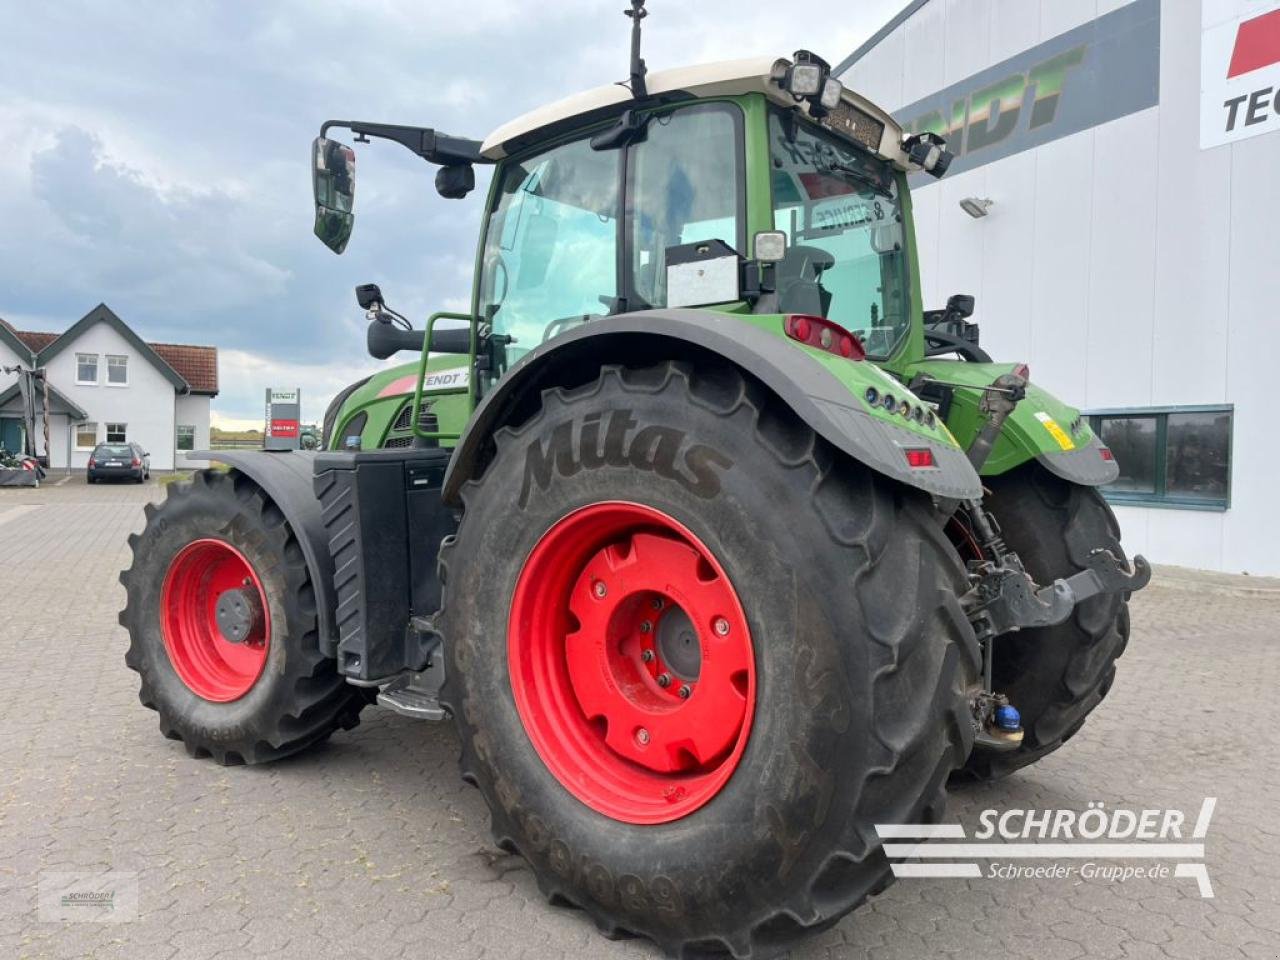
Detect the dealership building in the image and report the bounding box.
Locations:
[839,0,1280,574]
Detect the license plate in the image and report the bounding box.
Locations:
[106,460,122,466]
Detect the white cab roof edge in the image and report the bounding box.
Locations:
[480,56,910,170]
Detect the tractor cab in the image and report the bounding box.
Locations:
[310,51,953,386]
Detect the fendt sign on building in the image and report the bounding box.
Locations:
[264,388,301,451]
[892,0,1159,180]
[1201,1,1280,147]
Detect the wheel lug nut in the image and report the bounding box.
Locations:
[713,617,730,636]
[678,684,691,699]
[636,728,650,746]
[657,673,672,688]
[641,649,655,663]
[640,620,652,633]
[651,597,664,610]
[593,581,607,598]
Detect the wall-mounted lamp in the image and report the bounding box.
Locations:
[960,197,994,218]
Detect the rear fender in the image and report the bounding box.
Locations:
[442,309,982,504]
[905,359,1120,486]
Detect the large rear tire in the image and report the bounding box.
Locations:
[120,469,369,764]
[437,362,979,957]
[959,463,1130,781]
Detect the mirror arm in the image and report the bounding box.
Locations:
[320,120,484,166]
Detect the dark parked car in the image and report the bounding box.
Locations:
[88,442,150,483]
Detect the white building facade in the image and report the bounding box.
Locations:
[840,0,1280,575]
[0,304,217,471]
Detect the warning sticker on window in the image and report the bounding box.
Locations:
[1035,411,1076,451]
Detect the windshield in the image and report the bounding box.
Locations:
[769,112,911,358]
[97,445,132,457]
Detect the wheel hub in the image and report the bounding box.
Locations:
[214,587,263,644]
[508,502,755,824]
[160,539,270,702]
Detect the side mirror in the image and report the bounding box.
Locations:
[312,136,356,254]
[946,294,975,320]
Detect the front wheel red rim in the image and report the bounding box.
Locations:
[160,539,271,702]
[508,502,756,824]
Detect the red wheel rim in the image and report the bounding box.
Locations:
[160,539,271,702]
[508,502,756,824]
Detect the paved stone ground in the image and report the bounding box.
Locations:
[1,478,1277,960]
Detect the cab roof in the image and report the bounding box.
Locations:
[480,56,910,169]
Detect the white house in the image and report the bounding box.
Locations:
[0,303,218,471]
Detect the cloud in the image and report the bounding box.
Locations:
[1,0,904,423]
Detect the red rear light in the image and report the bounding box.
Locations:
[904,448,935,468]
[783,315,866,360]
[131,457,141,467]
[88,458,96,468]
[1012,362,1031,380]
[1100,447,1114,461]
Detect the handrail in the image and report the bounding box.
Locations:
[411,311,476,443]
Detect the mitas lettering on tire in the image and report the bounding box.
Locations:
[518,408,734,508]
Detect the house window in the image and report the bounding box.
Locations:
[106,355,128,385]
[105,423,127,443]
[76,353,98,384]
[75,422,98,449]
[176,425,195,451]
[1088,406,1232,511]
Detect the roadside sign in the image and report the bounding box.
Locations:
[264,387,302,451]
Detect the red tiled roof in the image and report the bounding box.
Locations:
[15,330,58,352]
[149,342,219,395]
[0,317,218,395]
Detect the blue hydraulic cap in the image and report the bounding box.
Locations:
[994,704,1021,731]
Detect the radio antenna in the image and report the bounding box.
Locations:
[624,0,648,99]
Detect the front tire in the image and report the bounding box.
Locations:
[438,363,979,957]
[959,464,1130,781]
[120,469,369,764]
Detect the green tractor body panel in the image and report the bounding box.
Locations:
[904,358,1118,486]
[329,354,471,451]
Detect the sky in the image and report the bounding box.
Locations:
[0,0,901,428]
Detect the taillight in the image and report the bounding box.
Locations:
[783,315,866,360]
[1100,447,1114,461]
[904,448,935,469]
[88,458,96,468]
[131,457,141,467]
[1012,362,1031,380]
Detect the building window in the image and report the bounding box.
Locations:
[1087,406,1232,511]
[105,423,127,443]
[176,425,195,451]
[76,353,98,384]
[75,422,98,449]
[106,355,128,385]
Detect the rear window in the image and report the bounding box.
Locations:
[97,445,133,457]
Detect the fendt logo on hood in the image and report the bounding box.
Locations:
[1201,2,1280,148]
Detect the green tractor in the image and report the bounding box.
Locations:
[121,8,1148,956]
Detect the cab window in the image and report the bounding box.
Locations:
[627,103,742,307]
[479,136,619,359]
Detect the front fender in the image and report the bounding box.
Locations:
[191,451,340,655]
[442,310,982,504]
[905,359,1120,487]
